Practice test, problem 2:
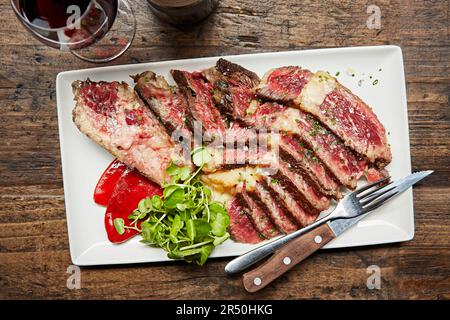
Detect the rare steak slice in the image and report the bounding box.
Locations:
[240,185,280,239]
[253,181,298,234]
[243,103,367,189]
[257,67,391,165]
[133,71,192,143]
[262,176,319,227]
[274,158,330,212]
[203,58,260,119]
[279,135,341,199]
[72,80,187,186]
[256,66,313,103]
[171,70,227,137]
[227,195,263,244]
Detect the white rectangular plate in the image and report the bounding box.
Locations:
[57,45,412,266]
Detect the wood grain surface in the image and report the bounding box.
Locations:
[0,0,449,299]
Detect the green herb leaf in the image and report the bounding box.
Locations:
[138,198,148,213]
[113,218,125,235]
[210,211,230,237]
[192,147,212,167]
[186,219,196,241]
[165,162,181,176]
[178,166,191,181]
[151,195,163,209]
[193,219,212,241]
[197,245,214,266]
[170,215,183,242]
[164,188,185,209]
[213,232,230,246]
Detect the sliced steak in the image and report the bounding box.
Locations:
[240,186,280,239]
[227,195,263,244]
[203,58,260,119]
[257,67,391,165]
[256,66,313,103]
[244,103,367,189]
[133,71,192,143]
[279,135,341,199]
[315,82,391,165]
[253,181,298,233]
[72,80,187,186]
[262,176,318,227]
[274,158,330,212]
[171,70,227,136]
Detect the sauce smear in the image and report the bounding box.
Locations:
[104,169,163,243]
[94,159,128,206]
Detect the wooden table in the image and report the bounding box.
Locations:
[1,0,449,300]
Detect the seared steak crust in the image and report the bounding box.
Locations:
[133,71,192,142]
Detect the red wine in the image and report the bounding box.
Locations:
[18,0,91,29]
[14,0,118,49]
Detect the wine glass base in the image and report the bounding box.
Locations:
[71,0,136,63]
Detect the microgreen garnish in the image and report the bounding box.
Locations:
[113,218,125,235]
[113,147,229,266]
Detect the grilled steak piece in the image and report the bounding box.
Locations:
[244,103,367,189]
[257,68,391,165]
[171,70,227,137]
[253,181,299,234]
[274,158,330,212]
[240,185,280,239]
[279,135,341,199]
[133,71,192,143]
[227,195,263,244]
[262,176,319,227]
[256,66,313,103]
[72,80,187,186]
[203,58,260,119]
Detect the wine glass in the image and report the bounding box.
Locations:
[11,0,136,63]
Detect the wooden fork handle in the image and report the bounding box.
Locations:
[242,223,336,292]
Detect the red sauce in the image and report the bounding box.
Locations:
[80,82,118,116]
[104,169,163,243]
[93,159,128,206]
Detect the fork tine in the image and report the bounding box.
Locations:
[354,176,391,197]
[362,188,399,212]
[359,183,395,205]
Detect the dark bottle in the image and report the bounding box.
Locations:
[147,0,218,26]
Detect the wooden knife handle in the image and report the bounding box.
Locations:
[242,223,335,292]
